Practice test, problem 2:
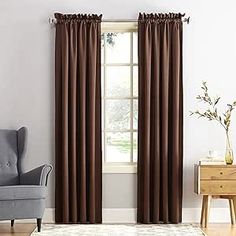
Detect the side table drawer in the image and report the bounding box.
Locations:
[200,167,236,180]
[200,180,236,194]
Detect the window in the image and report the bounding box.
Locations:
[101,23,138,173]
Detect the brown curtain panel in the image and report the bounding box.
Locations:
[137,13,183,224]
[55,13,102,224]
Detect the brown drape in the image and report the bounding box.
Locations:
[55,13,102,224]
[137,13,183,224]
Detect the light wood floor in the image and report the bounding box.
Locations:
[201,224,236,236]
[0,223,236,236]
[0,224,35,236]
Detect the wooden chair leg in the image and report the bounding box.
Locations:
[11,220,14,227]
[229,199,235,224]
[204,195,211,228]
[200,195,207,226]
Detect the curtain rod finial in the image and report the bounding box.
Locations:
[49,18,57,24]
[184,17,190,24]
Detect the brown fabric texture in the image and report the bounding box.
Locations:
[54,13,102,224]
[137,13,183,224]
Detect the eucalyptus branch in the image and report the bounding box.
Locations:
[190,81,236,133]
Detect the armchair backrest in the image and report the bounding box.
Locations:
[0,127,27,186]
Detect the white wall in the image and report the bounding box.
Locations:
[1,0,236,216]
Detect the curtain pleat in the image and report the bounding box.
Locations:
[55,13,102,224]
[137,13,183,224]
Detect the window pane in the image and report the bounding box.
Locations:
[101,33,105,64]
[133,66,138,97]
[133,99,138,130]
[102,99,104,130]
[133,132,137,162]
[106,66,130,97]
[106,33,130,63]
[101,66,104,97]
[106,100,130,130]
[133,32,138,64]
[101,29,139,165]
[102,131,105,162]
[106,132,131,162]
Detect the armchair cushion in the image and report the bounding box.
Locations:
[0,185,47,200]
[20,164,52,186]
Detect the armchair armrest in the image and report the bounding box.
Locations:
[20,164,53,186]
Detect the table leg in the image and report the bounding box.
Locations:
[229,199,235,224]
[201,195,207,227]
[204,195,211,228]
[231,196,236,223]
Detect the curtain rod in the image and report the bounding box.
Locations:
[49,17,190,24]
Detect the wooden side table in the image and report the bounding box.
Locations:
[194,164,236,227]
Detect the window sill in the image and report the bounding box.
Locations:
[103,164,137,174]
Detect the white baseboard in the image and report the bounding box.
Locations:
[103,207,235,223]
[2,207,232,224]
[43,208,55,223]
[103,208,137,223]
[183,207,232,223]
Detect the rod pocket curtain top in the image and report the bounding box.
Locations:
[54,13,102,23]
[137,13,183,224]
[138,12,185,22]
[55,13,102,224]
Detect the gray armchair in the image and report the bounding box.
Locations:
[0,127,52,232]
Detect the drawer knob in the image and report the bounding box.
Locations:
[220,171,223,175]
[220,185,223,188]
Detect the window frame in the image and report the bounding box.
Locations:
[101,22,138,174]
